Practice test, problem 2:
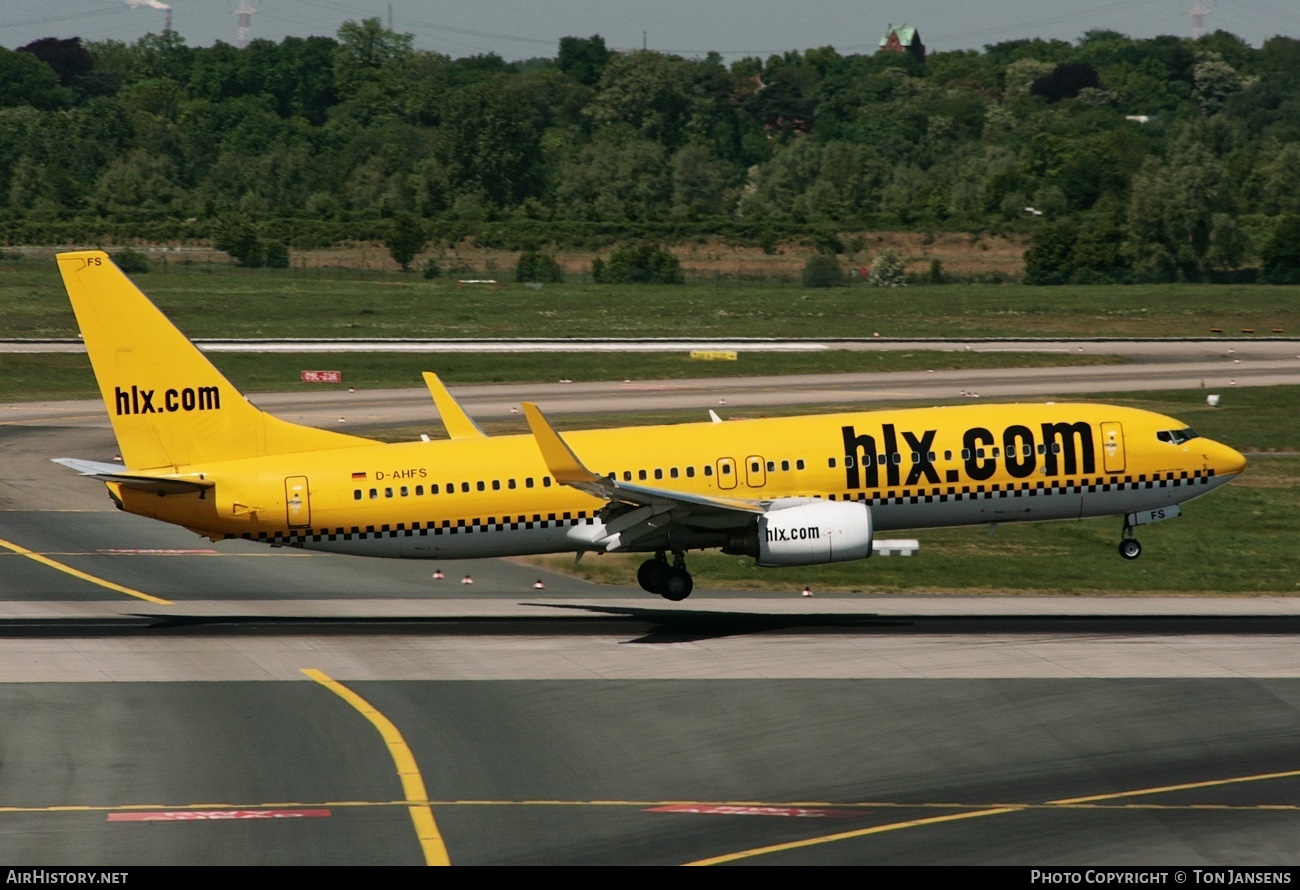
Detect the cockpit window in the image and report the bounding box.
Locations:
[1156,428,1200,445]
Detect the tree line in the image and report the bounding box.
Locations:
[4,21,1300,282]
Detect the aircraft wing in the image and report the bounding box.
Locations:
[51,458,214,495]
[522,402,764,552]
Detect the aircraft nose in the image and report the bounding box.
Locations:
[1209,440,1247,476]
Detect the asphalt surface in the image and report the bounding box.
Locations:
[2,360,1299,866]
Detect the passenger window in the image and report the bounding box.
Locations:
[526,478,534,488]
[639,470,648,480]
[781,460,789,471]
[477,481,485,492]
[492,480,500,491]
[461,482,470,493]
[623,471,632,481]
[654,469,663,480]
[796,459,805,470]
[508,479,516,489]
[370,488,378,499]
[400,486,409,497]
[686,466,695,478]
[353,490,362,500]
[944,450,952,461]
[766,461,775,472]
[828,458,837,468]
[704,466,713,476]
[543,477,552,487]
[670,468,679,478]
[432,484,440,494]
[721,464,732,475]
[415,485,424,496]
[385,487,393,498]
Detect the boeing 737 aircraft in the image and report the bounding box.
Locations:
[54,251,1247,600]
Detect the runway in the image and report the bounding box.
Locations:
[4,354,1300,440]
[2,367,1299,865]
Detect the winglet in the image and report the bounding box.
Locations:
[521,402,602,486]
[422,372,487,439]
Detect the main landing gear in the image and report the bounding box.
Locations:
[637,550,694,601]
[1118,524,1142,560]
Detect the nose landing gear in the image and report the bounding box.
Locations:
[637,550,694,600]
[1118,524,1142,560]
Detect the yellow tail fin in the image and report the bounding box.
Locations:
[57,250,375,470]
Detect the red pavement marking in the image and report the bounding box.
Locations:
[108,809,331,821]
[98,549,220,555]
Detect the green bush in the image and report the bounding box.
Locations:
[801,253,846,287]
[263,240,290,269]
[595,243,683,284]
[1023,221,1079,285]
[1261,215,1300,284]
[385,212,428,272]
[422,258,442,280]
[515,250,564,283]
[867,249,907,287]
[112,248,151,274]
[213,215,266,268]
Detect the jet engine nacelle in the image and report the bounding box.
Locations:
[755,501,873,566]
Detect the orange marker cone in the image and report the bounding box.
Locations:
[462,574,474,585]
[433,569,444,580]
[533,579,545,589]
[801,586,813,597]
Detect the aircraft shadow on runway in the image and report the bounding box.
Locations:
[1,608,1300,644]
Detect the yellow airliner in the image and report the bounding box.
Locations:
[54,250,1247,600]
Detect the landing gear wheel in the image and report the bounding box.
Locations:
[1118,538,1142,560]
[660,567,693,601]
[638,555,670,594]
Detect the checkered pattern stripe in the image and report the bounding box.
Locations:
[228,469,1214,544]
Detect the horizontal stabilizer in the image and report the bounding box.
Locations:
[52,458,213,495]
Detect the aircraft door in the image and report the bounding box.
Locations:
[1101,422,1126,474]
[745,455,766,488]
[716,458,737,490]
[285,475,311,527]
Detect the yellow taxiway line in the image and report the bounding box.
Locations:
[301,668,450,866]
[0,537,172,605]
